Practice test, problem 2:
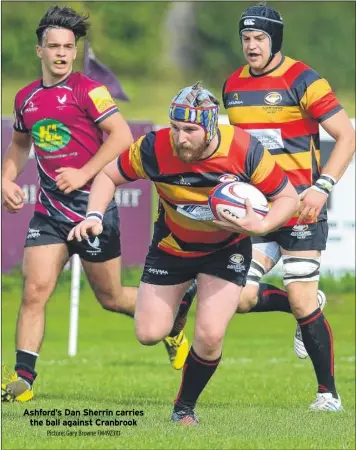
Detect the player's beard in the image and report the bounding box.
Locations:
[174,141,208,163]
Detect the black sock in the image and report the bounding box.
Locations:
[174,347,221,409]
[249,283,291,313]
[15,350,38,386]
[169,279,197,337]
[297,308,337,398]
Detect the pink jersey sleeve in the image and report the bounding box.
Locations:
[13,92,29,133]
[75,76,119,124]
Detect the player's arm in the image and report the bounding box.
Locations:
[215,143,299,235]
[295,70,355,222]
[321,110,355,180]
[299,109,355,222]
[88,157,130,216]
[67,158,130,242]
[68,136,149,242]
[56,112,133,194]
[2,130,32,213]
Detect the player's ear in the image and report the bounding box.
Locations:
[36,45,42,59]
[73,45,78,61]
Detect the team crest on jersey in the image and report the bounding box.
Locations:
[291,224,312,239]
[219,174,239,183]
[86,236,102,254]
[264,92,282,106]
[57,94,67,104]
[32,119,71,152]
[227,254,245,272]
[88,86,116,114]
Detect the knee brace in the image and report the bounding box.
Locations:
[246,259,267,286]
[282,255,321,286]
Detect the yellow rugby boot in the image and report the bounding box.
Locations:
[2,368,34,402]
[163,330,189,370]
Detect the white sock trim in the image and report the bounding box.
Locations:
[17,349,39,357]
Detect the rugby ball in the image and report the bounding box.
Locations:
[209,181,269,221]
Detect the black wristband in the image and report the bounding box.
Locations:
[86,211,103,222]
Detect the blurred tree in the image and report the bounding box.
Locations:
[186,1,355,94]
[1,1,354,99]
[1,1,87,78]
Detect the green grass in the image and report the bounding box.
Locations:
[2,272,355,449]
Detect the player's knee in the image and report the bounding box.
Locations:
[194,326,224,354]
[22,280,52,307]
[97,293,124,313]
[282,255,321,287]
[135,321,166,346]
[94,289,128,315]
[236,258,267,313]
[135,328,162,346]
[236,283,259,313]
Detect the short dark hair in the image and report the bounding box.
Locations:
[36,5,90,45]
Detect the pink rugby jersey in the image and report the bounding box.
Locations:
[13,72,119,223]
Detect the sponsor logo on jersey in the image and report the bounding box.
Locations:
[247,128,284,151]
[226,92,243,107]
[176,204,215,221]
[88,86,116,114]
[24,101,38,113]
[148,268,169,275]
[32,119,71,152]
[27,228,40,239]
[177,176,191,186]
[264,92,282,106]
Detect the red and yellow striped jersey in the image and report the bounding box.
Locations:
[118,125,287,258]
[223,56,342,226]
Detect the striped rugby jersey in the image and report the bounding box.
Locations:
[223,56,342,226]
[118,125,288,258]
[13,72,118,223]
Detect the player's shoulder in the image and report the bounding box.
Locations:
[283,56,321,86]
[15,79,42,105]
[134,127,173,159]
[155,127,170,139]
[67,72,104,92]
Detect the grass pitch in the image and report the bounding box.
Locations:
[1,272,355,449]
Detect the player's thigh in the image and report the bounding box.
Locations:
[137,243,197,332]
[278,222,327,313]
[278,221,326,287]
[136,281,192,323]
[23,214,70,301]
[22,244,69,302]
[195,274,243,340]
[135,280,191,340]
[281,247,320,312]
[196,237,252,334]
[81,256,123,300]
